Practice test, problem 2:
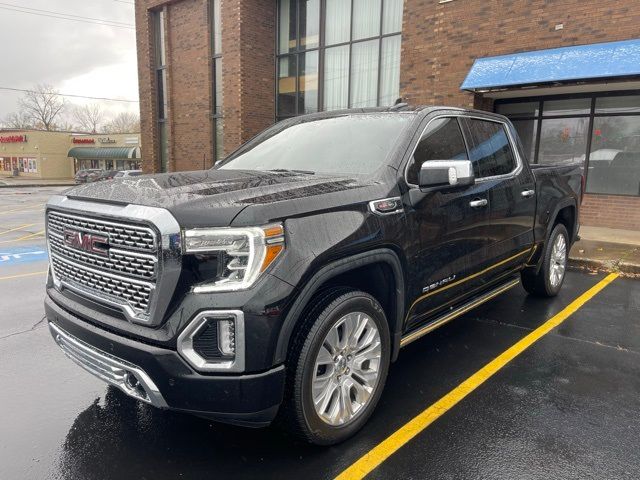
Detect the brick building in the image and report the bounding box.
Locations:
[135,0,640,230]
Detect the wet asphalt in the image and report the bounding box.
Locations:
[1,187,640,480]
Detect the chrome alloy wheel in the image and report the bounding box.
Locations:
[549,232,567,288]
[311,311,382,426]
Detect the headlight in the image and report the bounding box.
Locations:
[183,224,284,293]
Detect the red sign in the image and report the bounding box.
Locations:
[0,135,27,143]
[72,138,95,144]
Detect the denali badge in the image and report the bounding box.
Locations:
[422,274,456,294]
[63,229,109,257]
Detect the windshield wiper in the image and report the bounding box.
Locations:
[268,168,315,175]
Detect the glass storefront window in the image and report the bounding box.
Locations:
[299,51,319,114]
[538,117,589,164]
[542,98,591,116]
[496,101,539,118]
[300,0,320,49]
[352,0,381,40]
[379,35,401,106]
[278,55,298,116]
[511,119,537,163]
[278,0,403,119]
[587,116,640,195]
[325,0,351,45]
[382,0,403,34]
[595,95,640,114]
[350,39,379,108]
[323,45,349,110]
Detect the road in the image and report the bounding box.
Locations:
[1,187,639,479]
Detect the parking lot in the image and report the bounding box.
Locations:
[1,187,640,480]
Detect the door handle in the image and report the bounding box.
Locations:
[469,199,488,208]
[521,189,535,198]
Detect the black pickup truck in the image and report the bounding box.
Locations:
[44,106,582,445]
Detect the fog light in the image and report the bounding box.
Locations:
[218,319,235,356]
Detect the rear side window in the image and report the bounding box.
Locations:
[464,119,516,178]
[407,117,468,184]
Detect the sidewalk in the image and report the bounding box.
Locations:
[569,226,640,278]
[0,177,75,188]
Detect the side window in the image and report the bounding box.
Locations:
[407,117,468,184]
[464,119,516,178]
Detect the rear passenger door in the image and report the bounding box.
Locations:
[461,117,536,283]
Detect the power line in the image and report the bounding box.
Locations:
[0,5,135,29]
[0,2,134,25]
[0,86,139,103]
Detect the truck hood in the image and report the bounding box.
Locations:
[65,169,383,227]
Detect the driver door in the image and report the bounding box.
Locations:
[403,115,491,330]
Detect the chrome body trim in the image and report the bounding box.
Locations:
[401,277,520,347]
[49,321,168,408]
[46,195,182,326]
[177,310,246,373]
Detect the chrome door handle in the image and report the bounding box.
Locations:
[469,199,488,208]
[521,189,535,198]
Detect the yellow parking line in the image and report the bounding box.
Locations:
[0,208,44,216]
[0,230,45,244]
[0,271,47,281]
[0,223,37,236]
[335,272,619,480]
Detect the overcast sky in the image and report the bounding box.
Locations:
[0,0,139,122]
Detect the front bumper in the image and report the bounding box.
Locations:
[45,295,286,427]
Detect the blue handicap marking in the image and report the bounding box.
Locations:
[0,246,49,265]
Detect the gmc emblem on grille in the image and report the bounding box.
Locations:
[63,229,109,257]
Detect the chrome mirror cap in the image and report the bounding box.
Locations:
[419,160,475,189]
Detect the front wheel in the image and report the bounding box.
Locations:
[280,289,390,445]
[522,223,569,297]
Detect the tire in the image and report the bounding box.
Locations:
[279,288,391,445]
[521,223,569,297]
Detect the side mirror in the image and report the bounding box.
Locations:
[419,160,475,190]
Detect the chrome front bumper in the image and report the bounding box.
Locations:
[49,321,168,408]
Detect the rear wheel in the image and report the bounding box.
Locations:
[522,223,569,297]
[280,289,390,445]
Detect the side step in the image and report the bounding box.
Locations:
[400,277,521,348]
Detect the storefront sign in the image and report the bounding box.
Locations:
[72,138,95,144]
[0,135,27,143]
[98,137,117,144]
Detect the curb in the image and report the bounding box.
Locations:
[569,257,640,278]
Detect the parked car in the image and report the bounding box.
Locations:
[97,170,120,181]
[74,169,101,184]
[45,106,582,445]
[114,169,143,178]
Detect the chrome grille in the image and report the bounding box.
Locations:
[47,209,158,318]
[49,232,156,280]
[48,210,156,252]
[51,256,153,312]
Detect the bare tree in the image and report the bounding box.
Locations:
[105,111,140,134]
[18,84,66,131]
[73,103,105,133]
[2,111,33,129]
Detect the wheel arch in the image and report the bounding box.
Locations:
[274,249,405,365]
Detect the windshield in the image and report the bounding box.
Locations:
[218,114,413,175]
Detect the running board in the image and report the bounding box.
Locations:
[400,277,521,348]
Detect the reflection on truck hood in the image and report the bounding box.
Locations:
[65,169,377,227]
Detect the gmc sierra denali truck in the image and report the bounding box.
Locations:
[45,106,582,445]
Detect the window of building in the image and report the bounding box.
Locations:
[407,117,467,184]
[153,9,168,172]
[277,0,403,121]
[496,92,640,196]
[210,0,224,163]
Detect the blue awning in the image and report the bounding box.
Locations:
[461,39,640,92]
